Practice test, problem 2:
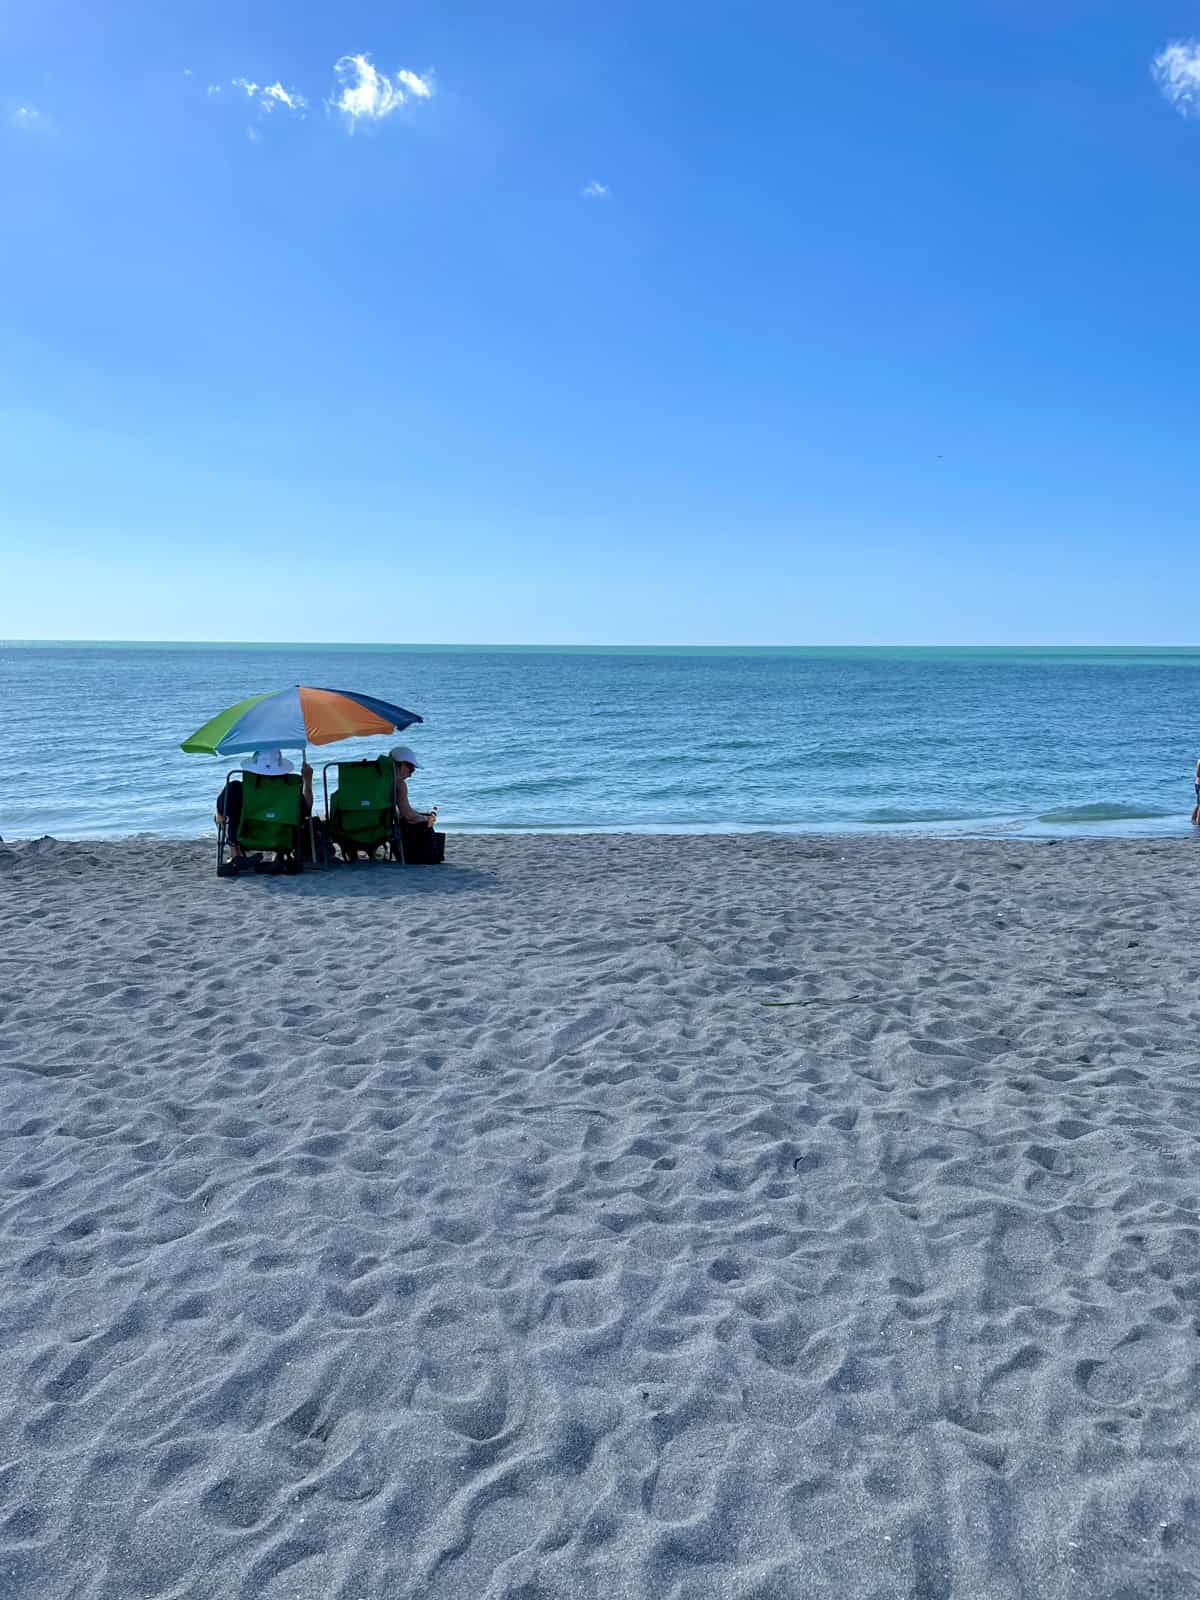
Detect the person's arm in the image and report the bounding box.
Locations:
[396,775,433,825]
[301,763,313,812]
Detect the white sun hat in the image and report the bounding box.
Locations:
[389,746,419,769]
[244,748,295,776]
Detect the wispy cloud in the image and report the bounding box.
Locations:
[331,53,434,128]
[396,69,434,100]
[232,77,307,114]
[581,180,610,199]
[1153,40,1200,117]
[200,54,436,139]
[9,103,50,133]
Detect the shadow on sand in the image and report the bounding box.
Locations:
[253,862,497,900]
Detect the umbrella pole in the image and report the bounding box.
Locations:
[303,744,322,870]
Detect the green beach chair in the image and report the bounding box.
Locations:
[323,757,404,863]
[216,771,310,877]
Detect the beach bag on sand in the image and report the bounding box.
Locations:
[399,822,445,864]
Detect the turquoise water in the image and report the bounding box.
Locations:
[2,642,1199,839]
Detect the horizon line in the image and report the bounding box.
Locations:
[4,638,1200,652]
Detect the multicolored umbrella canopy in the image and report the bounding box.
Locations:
[180,686,423,757]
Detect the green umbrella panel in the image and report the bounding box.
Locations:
[180,693,276,756]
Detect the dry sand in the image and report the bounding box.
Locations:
[1,832,1199,1599]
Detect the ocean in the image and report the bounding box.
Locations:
[2,642,1198,840]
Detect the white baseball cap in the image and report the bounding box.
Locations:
[244,748,295,776]
[389,746,419,769]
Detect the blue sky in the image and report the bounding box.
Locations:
[3,1,1200,645]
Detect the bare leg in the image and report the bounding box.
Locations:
[216,813,248,861]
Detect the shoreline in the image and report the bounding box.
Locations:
[4,812,1197,847]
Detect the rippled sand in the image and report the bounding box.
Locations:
[1,833,1198,1599]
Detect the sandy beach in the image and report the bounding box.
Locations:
[2,831,1199,1599]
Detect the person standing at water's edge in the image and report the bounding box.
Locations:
[1192,758,1200,826]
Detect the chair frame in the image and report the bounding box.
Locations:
[322,760,406,865]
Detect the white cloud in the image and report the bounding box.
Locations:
[1153,40,1200,117]
[206,83,222,97]
[396,69,433,100]
[581,180,610,199]
[262,81,305,111]
[232,77,306,114]
[331,53,434,127]
[183,68,193,78]
[9,104,49,132]
[247,126,262,143]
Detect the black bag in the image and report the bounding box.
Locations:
[399,822,445,864]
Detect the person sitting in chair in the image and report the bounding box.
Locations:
[390,746,436,829]
[337,745,436,863]
[216,749,312,871]
[390,745,443,864]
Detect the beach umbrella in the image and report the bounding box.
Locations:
[180,686,423,757]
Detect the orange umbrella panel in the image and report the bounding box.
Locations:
[298,687,396,745]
